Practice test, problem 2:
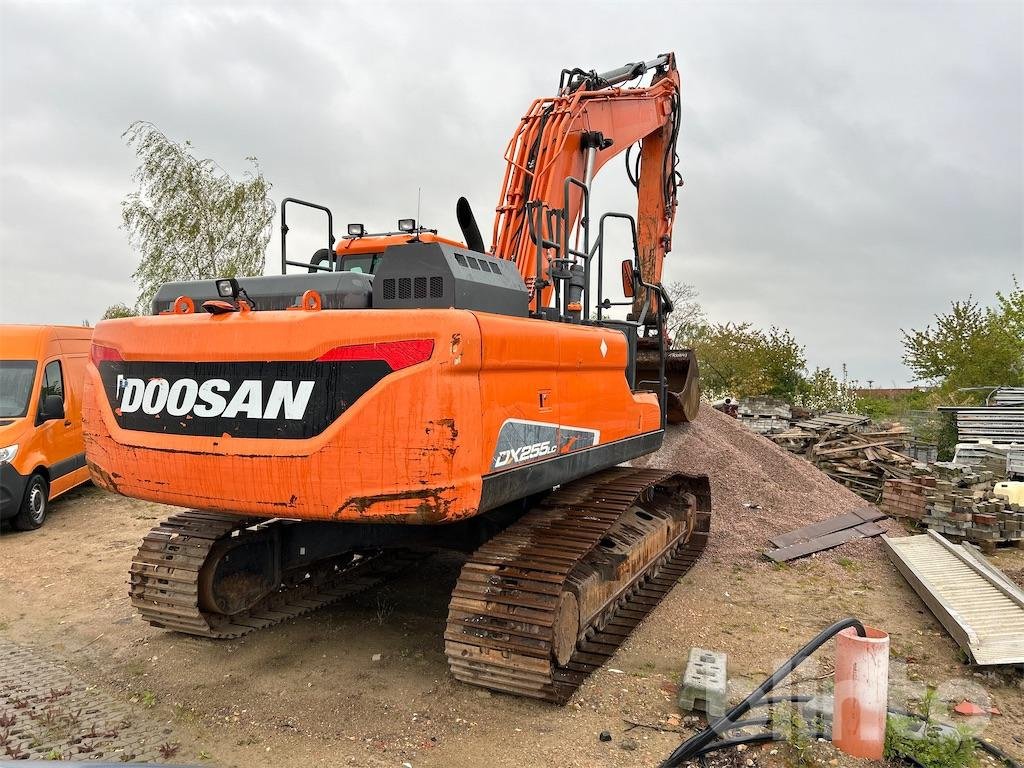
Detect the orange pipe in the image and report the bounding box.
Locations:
[833,625,889,759]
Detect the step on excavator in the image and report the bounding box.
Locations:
[83,52,711,703]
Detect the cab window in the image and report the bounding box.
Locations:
[41,360,64,403]
[0,360,35,418]
[340,254,380,274]
[309,250,381,274]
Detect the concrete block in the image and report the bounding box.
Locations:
[678,647,728,717]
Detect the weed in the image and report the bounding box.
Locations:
[198,749,212,760]
[45,686,72,701]
[140,690,157,709]
[374,593,394,626]
[173,703,200,724]
[837,557,856,570]
[885,716,976,767]
[158,742,180,760]
[0,712,14,728]
[44,748,64,760]
[5,743,26,759]
[770,705,816,767]
[34,705,62,727]
[885,686,977,768]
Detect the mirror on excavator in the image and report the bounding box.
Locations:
[621,259,635,298]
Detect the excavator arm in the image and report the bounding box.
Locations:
[491,54,681,317]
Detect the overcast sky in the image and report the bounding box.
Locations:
[1,1,1020,386]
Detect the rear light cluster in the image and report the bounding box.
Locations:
[90,344,123,366]
[91,340,433,370]
[318,339,434,370]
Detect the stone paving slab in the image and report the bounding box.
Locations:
[0,638,180,762]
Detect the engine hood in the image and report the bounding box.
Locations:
[0,417,29,448]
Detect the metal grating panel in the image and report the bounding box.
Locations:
[883,532,1024,665]
[429,276,444,298]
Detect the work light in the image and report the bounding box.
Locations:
[347,223,365,236]
[398,218,416,232]
[215,278,239,299]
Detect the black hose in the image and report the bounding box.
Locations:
[660,617,1022,768]
[976,738,1021,767]
[660,617,865,767]
[692,730,831,759]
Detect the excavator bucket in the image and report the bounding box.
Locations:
[636,346,700,424]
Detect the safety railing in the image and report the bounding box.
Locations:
[280,197,336,274]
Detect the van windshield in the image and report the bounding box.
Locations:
[0,360,37,418]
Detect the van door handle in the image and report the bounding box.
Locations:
[64,420,72,427]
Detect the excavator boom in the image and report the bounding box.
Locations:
[492,54,680,316]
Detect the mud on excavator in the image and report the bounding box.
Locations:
[83,53,710,702]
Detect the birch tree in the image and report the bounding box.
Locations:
[121,121,275,312]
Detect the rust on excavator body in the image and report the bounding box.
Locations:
[83,308,663,523]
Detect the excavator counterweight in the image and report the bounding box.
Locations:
[83,52,710,702]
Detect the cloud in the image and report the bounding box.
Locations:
[1,1,1019,385]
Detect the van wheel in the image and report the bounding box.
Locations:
[13,474,48,531]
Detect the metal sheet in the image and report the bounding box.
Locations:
[882,532,1024,665]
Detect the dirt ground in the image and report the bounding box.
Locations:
[1,406,1022,767]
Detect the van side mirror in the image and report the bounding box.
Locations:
[620,259,635,298]
[41,394,65,422]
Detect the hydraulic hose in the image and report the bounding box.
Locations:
[660,617,865,767]
[660,617,1021,768]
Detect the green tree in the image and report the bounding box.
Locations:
[795,366,859,412]
[665,281,706,346]
[121,121,275,312]
[101,303,138,320]
[901,277,1023,402]
[688,321,806,400]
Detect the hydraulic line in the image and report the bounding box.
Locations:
[660,617,1021,768]
[661,617,866,767]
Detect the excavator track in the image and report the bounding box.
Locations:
[129,511,423,638]
[445,466,711,703]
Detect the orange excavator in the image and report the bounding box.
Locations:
[83,52,710,702]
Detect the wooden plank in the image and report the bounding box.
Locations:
[764,522,884,563]
[768,506,883,549]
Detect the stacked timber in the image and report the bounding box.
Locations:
[771,417,916,502]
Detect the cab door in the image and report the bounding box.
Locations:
[35,357,83,497]
[55,344,90,492]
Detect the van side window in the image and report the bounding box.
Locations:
[41,360,64,402]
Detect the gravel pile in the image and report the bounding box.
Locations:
[632,404,896,564]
